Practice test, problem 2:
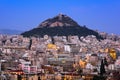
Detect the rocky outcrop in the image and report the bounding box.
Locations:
[38,14,80,28]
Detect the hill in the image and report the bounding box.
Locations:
[21,14,103,39]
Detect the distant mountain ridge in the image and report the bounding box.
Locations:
[21,14,103,39]
[0,29,23,35]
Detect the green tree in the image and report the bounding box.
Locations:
[100,59,106,76]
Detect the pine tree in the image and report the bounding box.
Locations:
[28,38,32,50]
[104,57,108,67]
[100,59,106,76]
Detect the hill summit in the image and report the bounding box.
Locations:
[38,13,80,28]
[21,14,103,39]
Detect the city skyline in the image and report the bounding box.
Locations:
[0,0,120,34]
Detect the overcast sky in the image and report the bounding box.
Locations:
[0,0,120,34]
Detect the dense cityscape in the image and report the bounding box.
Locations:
[0,32,120,80]
[0,0,120,79]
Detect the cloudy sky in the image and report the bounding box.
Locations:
[0,0,120,34]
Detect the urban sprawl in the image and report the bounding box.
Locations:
[0,34,120,80]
